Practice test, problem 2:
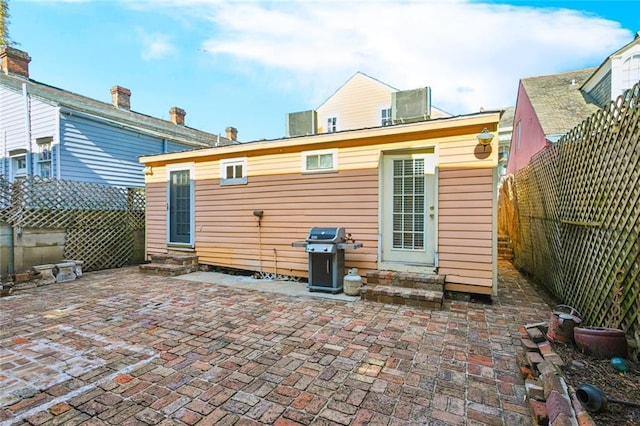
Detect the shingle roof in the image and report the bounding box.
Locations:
[521,68,600,136]
[499,106,515,129]
[0,73,234,148]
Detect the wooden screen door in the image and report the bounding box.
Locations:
[382,153,436,265]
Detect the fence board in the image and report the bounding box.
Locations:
[0,176,145,271]
[499,82,640,361]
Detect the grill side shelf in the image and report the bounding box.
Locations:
[337,243,363,250]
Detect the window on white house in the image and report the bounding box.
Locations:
[622,54,640,92]
[327,117,337,133]
[220,158,247,186]
[302,149,337,173]
[9,149,27,180]
[37,137,53,178]
[381,108,392,126]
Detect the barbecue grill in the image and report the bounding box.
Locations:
[292,227,363,293]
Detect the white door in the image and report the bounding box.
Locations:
[381,154,436,265]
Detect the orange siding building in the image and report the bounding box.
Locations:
[141,112,500,294]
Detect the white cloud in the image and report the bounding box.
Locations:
[137,29,177,61]
[132,0,632,113]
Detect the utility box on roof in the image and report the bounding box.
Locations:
[286,110,317,137]
[392,87,431,124]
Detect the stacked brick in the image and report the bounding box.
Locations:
[363,270,445,310]
[517,323,596,426]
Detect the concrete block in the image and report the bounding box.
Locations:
[525,378,545,401]
[55,262,76,283]
[33,264,56,285]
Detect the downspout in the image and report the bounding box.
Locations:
[22,83,32,176]
[1,131,12,277]
[1,130,5,176]
[8,224,15,276]
[56,107,61,178]
[3,134,15,276]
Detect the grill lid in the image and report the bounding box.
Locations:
[306,227,345,243]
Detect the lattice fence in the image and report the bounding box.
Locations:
[0,176,145,271]
[499,82,640,360]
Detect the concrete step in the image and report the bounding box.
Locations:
[362,285,444,310]
[497,235,514,260]
[139,263,194,277]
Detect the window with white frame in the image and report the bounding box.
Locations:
[302,149,337,173]
[327,117,337,133]
[14,156,26,177]
[220,157,247,186]
[381,108,392,126]
[622,54,640,92]
[9,149,27,180]
[37,137,53,178]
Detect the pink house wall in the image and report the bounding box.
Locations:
[506,82,550,175]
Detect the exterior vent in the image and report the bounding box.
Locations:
[392,87,431,124]
[286,110,317,137]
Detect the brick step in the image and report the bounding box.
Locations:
[366,270,445,291]
[362,285,444,310]
[149,254,198,268]
[139,263,193,277]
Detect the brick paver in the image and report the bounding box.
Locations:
[0,260,553,425]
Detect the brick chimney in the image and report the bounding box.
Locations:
[169,107,186,125]
[0,47,31,78]
[110,85,131,110]
[225,126,238,142]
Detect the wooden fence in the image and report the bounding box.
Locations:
[0,176,145,271]
[499,82,640,360]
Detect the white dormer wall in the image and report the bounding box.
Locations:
[611,41,640,99]
[316,73,395,133]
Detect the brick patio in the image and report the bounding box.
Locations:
[0,260,553,425]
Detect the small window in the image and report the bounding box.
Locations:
[220,158,247,186]
[37,137,53,178]
[302,149,337,173]
[381,108,392,126]
[327,117,337,133]
[12,155,26,179]
[622,54,640,92]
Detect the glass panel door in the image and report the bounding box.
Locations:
[382,154,435,265]
[169,169,192,244]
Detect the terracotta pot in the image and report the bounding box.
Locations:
[573,327,628,359]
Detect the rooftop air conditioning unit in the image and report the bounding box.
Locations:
[286,110,317,137]
[392,87,431,124]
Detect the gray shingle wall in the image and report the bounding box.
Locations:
[585,70,611,108]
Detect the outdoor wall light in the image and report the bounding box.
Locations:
[476,128,494,146]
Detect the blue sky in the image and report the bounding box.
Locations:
[9,0,639,142]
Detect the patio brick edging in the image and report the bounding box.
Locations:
[517,324,597,426]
